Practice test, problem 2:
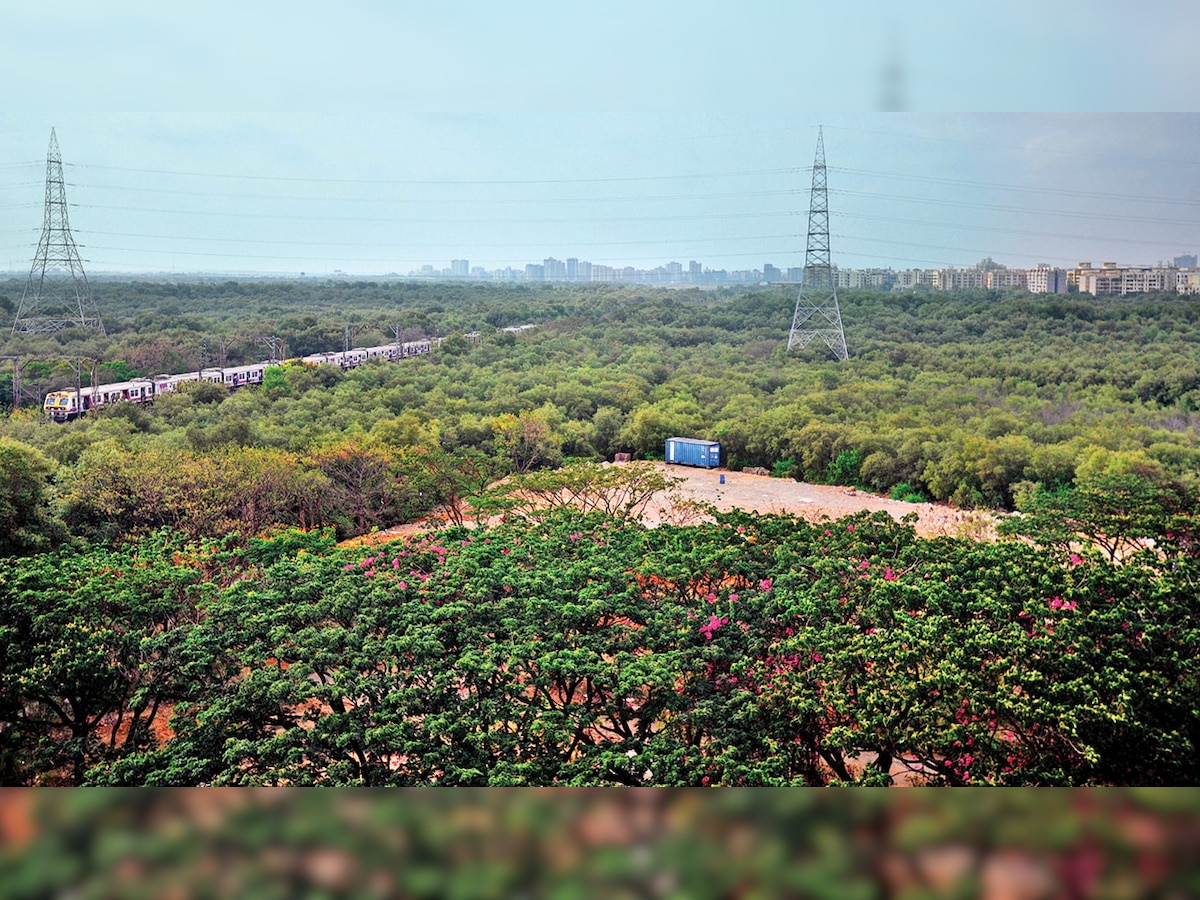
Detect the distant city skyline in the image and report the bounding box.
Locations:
[4,113,1200,280]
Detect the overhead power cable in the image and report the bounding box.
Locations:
[66,161,805,187]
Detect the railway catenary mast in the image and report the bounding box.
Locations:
[12,129,105,336]
[787,126,848,361]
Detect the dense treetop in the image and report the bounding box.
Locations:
[2,279,1198,534]
[2,280,1198,788]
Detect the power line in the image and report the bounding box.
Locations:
[66,181,802,206]
[830,170,1200,210]
[66,243,807,267]
[70,203,797,226]
[824,122,1200,169]
[65,161,805,187]
[835,213,1199,248]
[830,190,1200,228]
[75,230,800,251]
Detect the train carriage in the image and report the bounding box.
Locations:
[43,377,156,421]
[43,338,438,420]
[220,363,267,387]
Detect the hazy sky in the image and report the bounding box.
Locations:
[3,4,1198,276]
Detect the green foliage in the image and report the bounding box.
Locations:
[1000,472,1192,562]
[261,365,289,397]
[0,533,210,784]
[480,459,683,523]
[824,448,863,487]
[0,437,63,555]
[438,332,471,356]
[6,792,1200,900]
[490,408,562,474]
[772,458,798,480]
[6,280,1200,513]
[889,482,929,503]
[39,505,1195,787]
[5,280,1200,788]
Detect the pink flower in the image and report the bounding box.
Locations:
[1049,596,1063,610]
[398,581,407,590]
[847,524,855,532]
[392,558,401,569]
[883,567,896,581]
[1069,553,1082,567]
[706,592,717,604]
[858,560,870,570]
[699,615,728,641]
[729,593,738,603]
[343,563,355,572]
[759,579,772,592]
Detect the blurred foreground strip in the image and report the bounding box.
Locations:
[1,789,1198,898]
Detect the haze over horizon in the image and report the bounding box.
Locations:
[4,4,1199,279]
[3,114,1198,279]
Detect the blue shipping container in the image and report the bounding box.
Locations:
[665,437,721,469]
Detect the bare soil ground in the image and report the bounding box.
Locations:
[642,463,995,540]
[349,462,995,549]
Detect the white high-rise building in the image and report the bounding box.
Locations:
[1027,266,1068,294]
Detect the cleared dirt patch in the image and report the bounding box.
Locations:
[351,462,995,548]
[642,463,994,539]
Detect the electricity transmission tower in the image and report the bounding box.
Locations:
[787,127,848,361]
[12,128,105,336]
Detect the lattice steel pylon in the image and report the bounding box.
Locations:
[787,127,847,360]
[12,128,105,336]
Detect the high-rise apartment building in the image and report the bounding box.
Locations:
[934,268,986,291]
[1177,270,1200,294]
[986,269,1028,290]
[544,257,567,281]
[1027,266,1068,293]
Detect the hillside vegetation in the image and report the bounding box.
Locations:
[3,280,1199,546]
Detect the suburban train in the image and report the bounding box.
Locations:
[42,338,436,422]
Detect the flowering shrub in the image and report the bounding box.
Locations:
[87,508,1200,787]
